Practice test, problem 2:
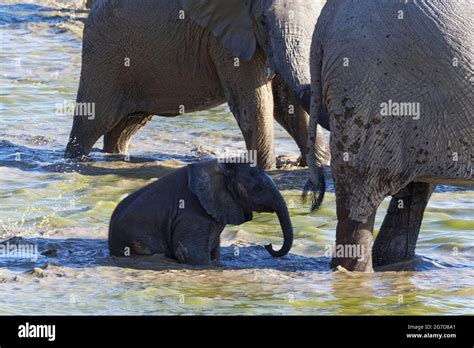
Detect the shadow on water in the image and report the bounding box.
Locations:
[1,140,471,193]
[0,139,334,190]
[0,237,469,274]
[0,140,202,179]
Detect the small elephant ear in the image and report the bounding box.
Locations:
[180,0,257,61]
[188,161,252,225]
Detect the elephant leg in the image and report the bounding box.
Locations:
[211,245,221,262]
[103,113,152,154]
[372,182,435,267]
[210,234,221,262]
[231,80,275,170]
[272,76,309,166]
[331,207,377,272]
[212,46,275,170]
[174,240,211,266]
[64,95,121,159]
[65,80,129,159]
[173,226,212,266]
[65,115,103,159]
[130,235,162,256]
[330,177,386,272]
[272,76,331,167]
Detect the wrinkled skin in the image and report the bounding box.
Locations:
[109,160,293,265]
[66,0,330,169]
[307,0,473,271]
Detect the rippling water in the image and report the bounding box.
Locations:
[0,1,473,315]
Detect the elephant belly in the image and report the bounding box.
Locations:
[127,69,226,116]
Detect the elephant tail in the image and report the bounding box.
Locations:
[303,102,327,211]
[302,168,325,212]
[302,116,326,211]
[302,40,326,212]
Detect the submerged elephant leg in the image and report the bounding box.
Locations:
[210,234,221,262]
[332,208,377,272]
[373,182,435,267]
[210,245,221,262]
[212,47,275,170]
[65,116,103,159]
[173,235,212,266]
[65,89,119,159]
[330,176,387,272]
[103,113,152,154]
[65,55,130,159]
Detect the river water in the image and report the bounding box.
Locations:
[0,1,473,315]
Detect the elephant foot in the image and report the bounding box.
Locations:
[65,143,86,160]
[103,113,152,154]
[257,154,276,171]
[298,153,307,167]
[65,135,95,160]
[275,154,302,168]
[372,182,434,267]
[374,257,418,272]
[331,212,376,272]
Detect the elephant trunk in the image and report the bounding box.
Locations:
[264,192,293,257]
[266,2,319,113]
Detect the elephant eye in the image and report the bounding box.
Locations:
[260,16,267,28]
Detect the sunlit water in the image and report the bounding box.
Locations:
[0,1,472,315]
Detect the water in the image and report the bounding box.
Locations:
[0,1,473,315]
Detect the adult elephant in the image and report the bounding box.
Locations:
[66,0,330,169]
[306,0,473,271]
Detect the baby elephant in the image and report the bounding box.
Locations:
[108,160,293,265]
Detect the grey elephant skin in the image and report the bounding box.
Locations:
[306,0,473,271]
[108,160,293,265]
[65,0,330,169]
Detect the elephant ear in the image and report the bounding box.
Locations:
[180,0,257,61]
[188,161,252,225]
